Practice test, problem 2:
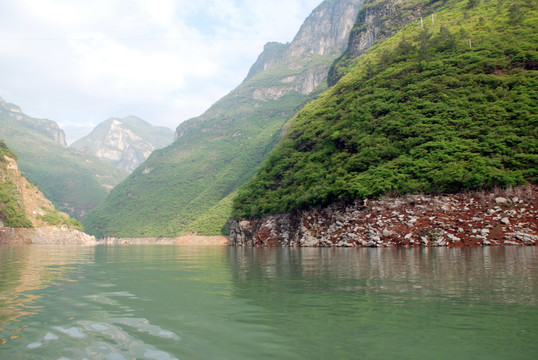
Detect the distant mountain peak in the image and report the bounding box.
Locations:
[70,116,173,173]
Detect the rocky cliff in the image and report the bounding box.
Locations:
[193,0,365,112]
[0,155,96,245]
[71,116,173,173]
[230,186,538,247]
[328,0,447,85]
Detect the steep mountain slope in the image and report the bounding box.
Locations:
[231,0,537,245]
[84,0,364,238]
[0,98,128,219]
[1,141,95,244]
[70,116,173,173]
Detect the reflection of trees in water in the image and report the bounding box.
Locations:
[228,247,538,306]
[0,246,95,345]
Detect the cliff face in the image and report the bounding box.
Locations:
[230,187,538,247]
[0,155,96,245]
[212,0,365,109]
[328,0,447,85]
[0,97,66,146]
[287,0,364,58]
[71,117,173,173]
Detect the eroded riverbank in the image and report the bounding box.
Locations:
[231,186,538,247]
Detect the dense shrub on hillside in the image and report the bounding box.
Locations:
[233,0,538,219]
[0,142,32,228]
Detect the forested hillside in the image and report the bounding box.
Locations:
[0,98,128,219]
[233,0,538,219]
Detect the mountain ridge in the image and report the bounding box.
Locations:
[0,97,128,219]
[71,116,173,173]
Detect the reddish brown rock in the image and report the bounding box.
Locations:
[230,186,538,247]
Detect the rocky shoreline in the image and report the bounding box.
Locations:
[0,226,97,245]
[230,186,538,247]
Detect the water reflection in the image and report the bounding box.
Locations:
[0,245,536,360]
[229,247,538,305]
[0,246,95,344]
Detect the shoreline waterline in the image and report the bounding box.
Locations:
[98,235,230,246]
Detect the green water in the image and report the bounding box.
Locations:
[0,246,536,359]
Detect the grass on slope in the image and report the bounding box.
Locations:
[233,0,538,219]
[0,140,32,228]
[82,91,312,238]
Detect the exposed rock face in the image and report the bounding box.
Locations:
[347,0,407,58]
[0,97,66,146]
[202,0,365,108]
[328,0,447,86]
[0,155,95,245]
[287,0,365,58]
[71,116,173,173]
[230,186,538,247]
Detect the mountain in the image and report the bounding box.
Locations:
[0,97,128,219]
[0,98,67,147]
[70,116,174,173]
[230,0,538,246]
[83,0,364,238]
[0,141,95,244]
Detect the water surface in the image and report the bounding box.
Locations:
[0,245,536,359]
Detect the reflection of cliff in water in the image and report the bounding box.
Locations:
[228,247,538,306]
[0,246,96,345]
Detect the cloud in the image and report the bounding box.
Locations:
[0,0,321,143]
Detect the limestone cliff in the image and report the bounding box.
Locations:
[71,116,173,173]
[0,155,96,245]
[227,0,365,107]
[328,0,447,85]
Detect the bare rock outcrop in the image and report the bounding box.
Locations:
[231,186,538,247]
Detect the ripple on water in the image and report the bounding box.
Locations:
[23,317,181,359]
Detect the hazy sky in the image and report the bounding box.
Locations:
[0,0,322,143]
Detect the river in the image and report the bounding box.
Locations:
[0,245,536,359]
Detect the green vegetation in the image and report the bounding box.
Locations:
[83,90,318,238]
[0,141,33,228]
[0,139,18,160]
[0,107,128,219]
[232,0,538,219]
[38,207,83,231]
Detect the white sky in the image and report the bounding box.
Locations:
[0,0,322,143]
